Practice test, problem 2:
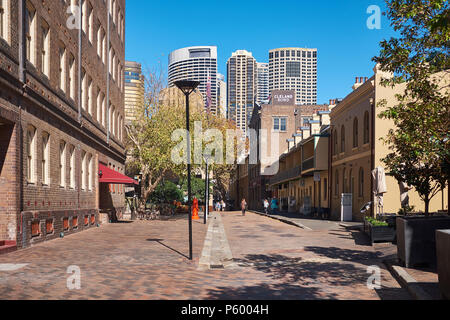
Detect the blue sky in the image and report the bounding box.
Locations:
[125,0,397,104]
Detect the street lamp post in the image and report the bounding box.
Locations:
[203,156,210,225]
[174,80,200,261]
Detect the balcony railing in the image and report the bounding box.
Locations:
[269,166,302,186]
[302,157,314,172]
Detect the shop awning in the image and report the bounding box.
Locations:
[98,163,139,185]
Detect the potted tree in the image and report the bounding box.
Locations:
[365,216,396,245]
[373,0,449,267]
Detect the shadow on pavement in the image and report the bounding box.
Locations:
[205,282,336,300]
[146,238,189,260]
[303,246,382,262]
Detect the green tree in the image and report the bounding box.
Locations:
[125,70,238,210]
[373,0,449,215]
[148,180,183,204]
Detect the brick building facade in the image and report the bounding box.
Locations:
[0,0,127,250]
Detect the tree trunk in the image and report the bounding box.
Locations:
[424,196,430,216]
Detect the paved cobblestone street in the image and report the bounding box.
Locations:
[0,212,411,300]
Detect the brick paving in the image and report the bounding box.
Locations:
[0,212,411,300]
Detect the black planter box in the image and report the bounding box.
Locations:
[397,216,450,268]
[367,223,396,245]
[436,230,450,300]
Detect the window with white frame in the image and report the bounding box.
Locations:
[41,19,50,77]
[69,53,76,99]
[41,132,50,185]
[59,44,66,91]
[69,145,75,189]
[59,140,66,187]
[25,1,36,64]
[27,126,36,183]
[0,0,10,42]
[88,154,93,191]
[273,117,287,132]
[81,68,86,110]
[81,150,86,190]
[88,76,93,116]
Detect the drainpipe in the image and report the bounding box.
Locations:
[18,0,25,247]
[328,127,332,218]
[370,97,375,218]
[78,3,83,123]
[106,0,111,144]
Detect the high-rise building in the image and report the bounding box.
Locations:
[256,62,269,105]
[227,50,257,135]
[0,0,130,250]
[168,46,218,114]
[269,48,317,105]
[124,61,145,124]
[217,73,227,118]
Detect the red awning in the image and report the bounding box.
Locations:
[98,163,139,185]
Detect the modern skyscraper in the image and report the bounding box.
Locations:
[168,46,218,114]
[124,61,145,124]
[217,73,227,118]
[227,50,257,135]
[269,48,317,105]
[256,62,269,105]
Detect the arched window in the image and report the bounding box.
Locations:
[27,125,36,183]
[353,117,359,148]
[333,129,338,155]
[335,170,339,196]
[341,125,345,153]
[349,169,354,195]
[343,168,347,193]
[359,168,364,197]
[363,111,370,144]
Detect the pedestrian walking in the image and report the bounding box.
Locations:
[221,200,226,212]
[241,198,247,216]
[271,198,278,215]
[263,199,270,214]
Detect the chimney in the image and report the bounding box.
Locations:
[310,121,320,135]
[302,127,310,140]
[352,76,365,90]
[293,132,302,145]
[319,112,330,126]
[287,138,295,151]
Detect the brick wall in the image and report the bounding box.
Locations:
[0,0,127,249]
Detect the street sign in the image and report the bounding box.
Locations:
[314,172,321,182]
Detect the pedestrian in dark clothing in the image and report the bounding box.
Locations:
[241,198,247,216]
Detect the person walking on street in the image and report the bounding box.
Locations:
[263,199,270,214]
[221,200,226,212]
[241,198,247,216]
[271,198,278,215]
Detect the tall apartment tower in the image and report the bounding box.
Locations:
[217,73,227,118]
[256,62,269,105]
[227,50,257,135]
[124,61,145,124]
[269,48,317,105]
[168,46,218,114]
[0,0,129,250]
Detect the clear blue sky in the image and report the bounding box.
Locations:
[125,0,397,104]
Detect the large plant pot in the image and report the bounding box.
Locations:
[368,223,396,245]
[397,216,450,268]
[436,230,450,300]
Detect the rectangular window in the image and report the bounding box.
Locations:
[273,117,287,132]
[69,53,76,99]
[59,141,66,187]
[41,19,50,77]
[81,69,86,110]
[25,2,36,64]
[69,145,75,189]
[81,151,86,191]
[27,126,36,183]
[0,0,9,42]
[41,132,50,185]
[59,45,66,91]
[88,154,93,191]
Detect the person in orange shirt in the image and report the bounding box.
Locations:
[192,197,199,220]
